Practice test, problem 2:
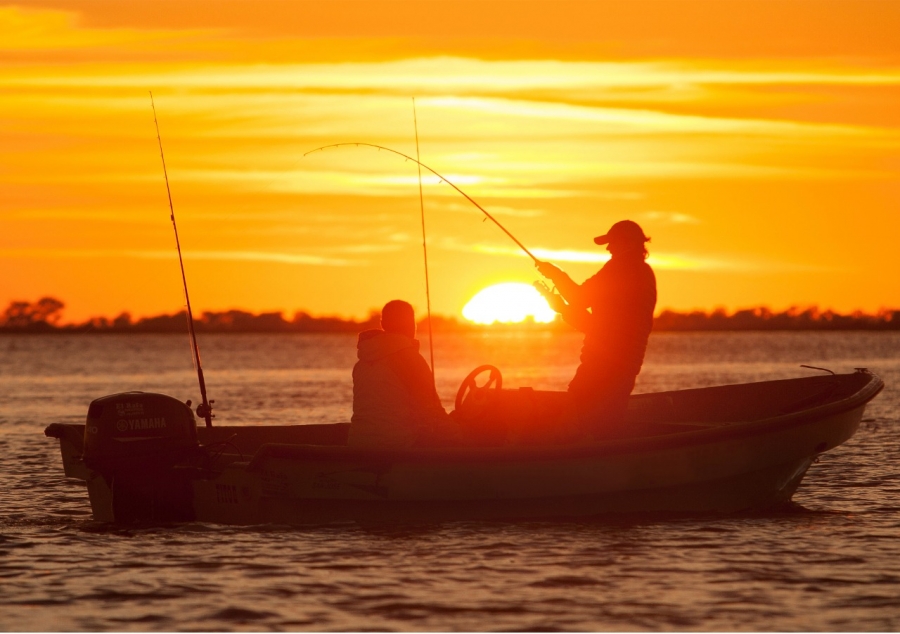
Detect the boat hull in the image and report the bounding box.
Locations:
[45,371,882,525]
[190,401,863,524]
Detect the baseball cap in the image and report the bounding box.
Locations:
[594,220,649,245]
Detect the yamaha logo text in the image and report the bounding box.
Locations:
[116,417,167,432]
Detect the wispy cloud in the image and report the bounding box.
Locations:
[173,250,355,266]
[0,6,207,52]
[12,57,900,90]
[639,211,702,224]
[433,201,545,218]
[0,248,356,266]
[434,239,819,272]
[323,239,410,254]
[426,95,869,137]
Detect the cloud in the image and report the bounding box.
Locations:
[323,240,409,254]
[639,211,702,224]
[433,238,817,272]
[13,56,900,89]
[174,250,355,266]
[1,244,824,274]
[0,6,209,53]
[424,95,876,139]
[147,167,583,199]
[433,201,545,218]
[0,248,355,266]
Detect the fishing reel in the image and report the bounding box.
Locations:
[196,400,215,421]
[186,399,215,422]
[533,280,555,297]
[534,280,567,315]
[534,280,562,303]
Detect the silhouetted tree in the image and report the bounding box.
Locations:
[132,311,190,332]
[1,297,65,329]
[3,296,900,333]
[112,313,132,329]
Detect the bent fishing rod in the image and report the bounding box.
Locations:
[303,143,538,263]
[150,92,214,427]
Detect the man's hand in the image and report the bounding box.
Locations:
[545,293,567,314]
[533,281,567,314]
[535,260,562,281]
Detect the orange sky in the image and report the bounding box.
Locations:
[2,0,899,322]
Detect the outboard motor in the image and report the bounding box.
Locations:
[83,392,199,522]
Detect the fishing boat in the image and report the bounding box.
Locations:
[42,116,884,523]
[45,366,883,525]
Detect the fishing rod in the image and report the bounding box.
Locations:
[303,143,538,262]
[411,98,436,381]
[150,92,214,428]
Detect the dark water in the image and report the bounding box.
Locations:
[1,331,898,631]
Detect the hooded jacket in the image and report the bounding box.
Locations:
[349,329,446,447]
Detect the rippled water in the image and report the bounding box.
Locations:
[1,331,899,631]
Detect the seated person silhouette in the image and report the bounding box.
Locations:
[349,300,451,448]
[535,220,657,438]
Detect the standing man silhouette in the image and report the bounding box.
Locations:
[535,220,657,437]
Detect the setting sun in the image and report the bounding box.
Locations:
[462,282,557,325]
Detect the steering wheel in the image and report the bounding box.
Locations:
[455,364,503,413]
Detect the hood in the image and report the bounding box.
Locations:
[356,329,419,362]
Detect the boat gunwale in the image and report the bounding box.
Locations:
[247,371,883,468]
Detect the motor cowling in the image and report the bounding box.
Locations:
[83,392,200,522]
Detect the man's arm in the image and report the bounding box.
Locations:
[558,303,592,333]
[536,284,592,333]
[535,261,589,309]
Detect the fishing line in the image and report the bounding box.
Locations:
[303,143,538,262]
[412,98,436,382]
[150,91,214,428]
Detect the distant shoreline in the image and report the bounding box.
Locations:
[2,299,899,333]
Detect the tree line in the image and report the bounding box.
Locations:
[1,297,899,333]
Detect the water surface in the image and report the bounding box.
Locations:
[1,331,898,631]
